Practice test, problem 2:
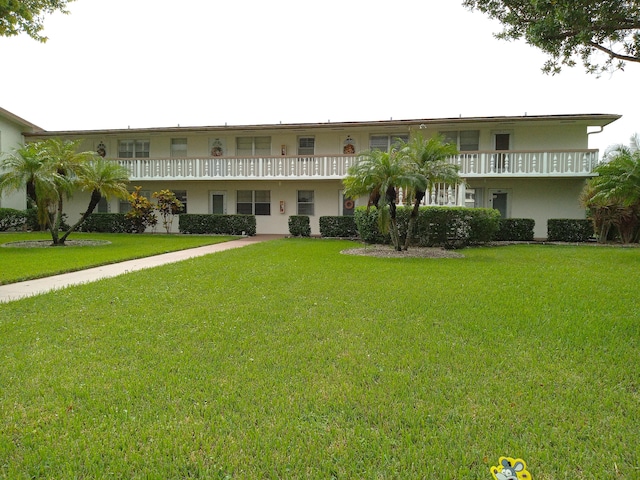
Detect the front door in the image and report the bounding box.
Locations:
[211,192,226,214]
[490,191,508,217]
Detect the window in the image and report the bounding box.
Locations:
[438,130,479,151]
[119,189,150,213]
[174,190,187,213]
[237,190,271,215]
[297,190,314,215]
[236,136,271,156]
[369,134,409,152]
[170,138,187,158]
[297,137,315,155]
[118,140,150,158]
[97,196,109,213]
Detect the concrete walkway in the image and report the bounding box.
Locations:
[0,235,284,304]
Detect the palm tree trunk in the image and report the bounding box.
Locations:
[60,189,102,243]
[386,186,401,251]
[49,194,65,245]
[403,190,425,250]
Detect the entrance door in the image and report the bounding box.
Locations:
[490,191,508,217]
[342,193,355,216]
[494,133,510,172]
[211,192,226,214]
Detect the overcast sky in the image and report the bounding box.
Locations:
[1,0,638,154]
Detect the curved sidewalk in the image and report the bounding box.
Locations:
[0,235,284,304]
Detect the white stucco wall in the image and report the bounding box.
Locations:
[87,179,348,235]
[467,177,588,238]
[0,116,28,210]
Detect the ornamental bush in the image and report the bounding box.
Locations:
[288,215,311,237]
[494,218,535,241]
[354,206,500,247]
[178,214,256,235]
[547,219,593,242]
[80,213,134,233]
[319,216,358,238]
[0,208,27,231]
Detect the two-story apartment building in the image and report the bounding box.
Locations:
[0,108,621,238]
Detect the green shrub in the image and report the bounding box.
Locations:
[354,207,390,244]
[21,208,70,232]
[179,214,256,235]
[288,215,311,237]
[547,219,593,242]
[80,213,134,233]
[319,216,358,238]
[494,218,535,241]
[0,208,28,231]
[354,206,500,247]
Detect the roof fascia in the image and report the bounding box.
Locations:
[23,114,622,138]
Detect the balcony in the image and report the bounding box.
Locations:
[115,149,599,181]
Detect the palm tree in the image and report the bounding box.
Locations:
[0,143,49,207]
[344,148,422,251]
[59,157,130,244]
[582,134,640,243]
[1,138,130,245]
[397,134,461,250]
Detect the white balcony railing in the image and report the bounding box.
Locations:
[452,150,599,177]
[116,150,599,181]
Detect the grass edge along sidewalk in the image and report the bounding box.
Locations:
[0,234,282,302]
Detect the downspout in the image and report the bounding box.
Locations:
[587,126,605,167]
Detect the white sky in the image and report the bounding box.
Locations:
[1,0,638,154]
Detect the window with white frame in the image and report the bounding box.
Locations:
[438,130,479,151]
[297,136,315,155]
[297,190,314,215]
[174,190,187,213]
[97,196,109,213]
[369,134,409,152]
[237,190,271,215]
[118,140,150,158]
[236,136,271,156]
[119,189,151,213]
[170,138,187,158]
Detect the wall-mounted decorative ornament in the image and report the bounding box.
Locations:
[210,138,224,156]
[343,135,355,154]
[96,142,107,157]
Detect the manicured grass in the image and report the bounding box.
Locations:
[0,240,638,478]
[0,232,237,284]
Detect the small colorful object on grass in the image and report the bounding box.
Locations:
[490,457,531,480]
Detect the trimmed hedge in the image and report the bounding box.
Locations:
[354,206,500,248]
[288,215,311,237]
[319,216,358,238]
[80,213,135,233]
[494,218,535,241]
[0,208,28,231]
[179,214,256,235]
[547,219,593,242]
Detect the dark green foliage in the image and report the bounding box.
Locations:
[80,213,134,233]
[0,208,27,231]
[179,214,256,235]
[547,219,594,242]
[288,215,311,237]
[463,0,640,74]
[24,208,40,231]
[354,206,500,247]
[319,216,358,238]
[494,218,535,241]
[354,208,389,244]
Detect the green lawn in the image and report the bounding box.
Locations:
[0,232,237,284]
[0,239,638,479]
